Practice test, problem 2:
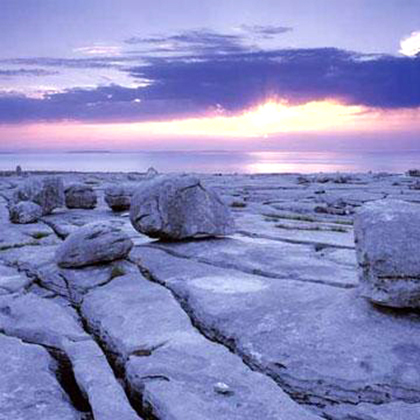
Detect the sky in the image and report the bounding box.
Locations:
[0,0,420,151]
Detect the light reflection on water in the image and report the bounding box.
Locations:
[0,151,419,174]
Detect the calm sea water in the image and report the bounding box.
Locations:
[0,151,419,174]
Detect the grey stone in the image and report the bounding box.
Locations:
[0,334,79,420]
[213,382,234,396]
[13,176,65,215]
[65,183,97,209]
[130,174,235,240]
[56,222,133,268]
[146,166,158,178]
[8,201,42,224]
[354,199,420,308]
[150,235,358,288]
[0,293,139,420]
[81,273,320,420]
[0,263,30,294]
[104,184,135,211]
[132,246,420,413]
[407,169,420,177]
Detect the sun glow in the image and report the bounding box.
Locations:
[100,99,369,139]
[4,99,420,151]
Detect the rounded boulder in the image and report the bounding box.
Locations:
[65,183,97,209]
[130,174,235,241]
[55,222,133,268]
[9,201,42,224]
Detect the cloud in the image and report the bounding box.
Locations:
[129,48,420,110]
[400,31,420,57]
[239,24,293,38]
[0,84,205,124]
[0,68,59,77]
[0,30,419,125]
[0,57,126,70]
[125,29,252,56]
[73,45,123,56]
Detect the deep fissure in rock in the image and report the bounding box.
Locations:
[47,347,94,419]
[0,331,93,419]
[70,299,160,420]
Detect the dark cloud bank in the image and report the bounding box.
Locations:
[0,28,419,124]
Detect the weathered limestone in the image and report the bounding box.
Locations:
[13,176,65,215]
[81,273,320,420]
[0,263,30,293]
[130,174,235,240]
[148,235,358,288]
[104,184,135,211]
[1,170,420,419]
[0,293,139,420]
[0,334,79,420]
[132,246,420,416]
[354,199,420,308]
[55,222,133,268]
[65,183,97,209]
[8,201,42,224]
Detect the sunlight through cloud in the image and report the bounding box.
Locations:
[399,31,420,57]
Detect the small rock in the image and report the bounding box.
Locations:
[214,382,234,396]
[146,167,158,179]
[65,183,97,209]
[354,199,420,308]
[296,175,310,184]
[104,184,135,211]
[130,174,235,240]
[8,201,42,224]
[315,198,354,215]
[409,181,420,190]
[315,174,352,184]
[13,176,64,215]
[407,169,420,177]
[55,222,133,268]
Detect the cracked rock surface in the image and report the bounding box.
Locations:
[1,170,420,420]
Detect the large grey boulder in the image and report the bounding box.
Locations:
[130,174,235,240]
[55,222,133,268]
[13,176,64,215]
[8,201,42,224]
[65,183,97,209]
[354,199,420,308]
[104,184,135,211]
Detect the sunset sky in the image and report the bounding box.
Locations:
[1,0,420,151]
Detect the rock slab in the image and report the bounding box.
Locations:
[0,334,79,420]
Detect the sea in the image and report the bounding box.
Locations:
[0,150,419,174]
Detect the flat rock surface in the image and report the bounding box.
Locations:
[1,170,420,419]
[0,334,80,420]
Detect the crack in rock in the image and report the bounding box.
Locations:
[132,258,420,417]
[144,244,355,290]
[0,330,93,419]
